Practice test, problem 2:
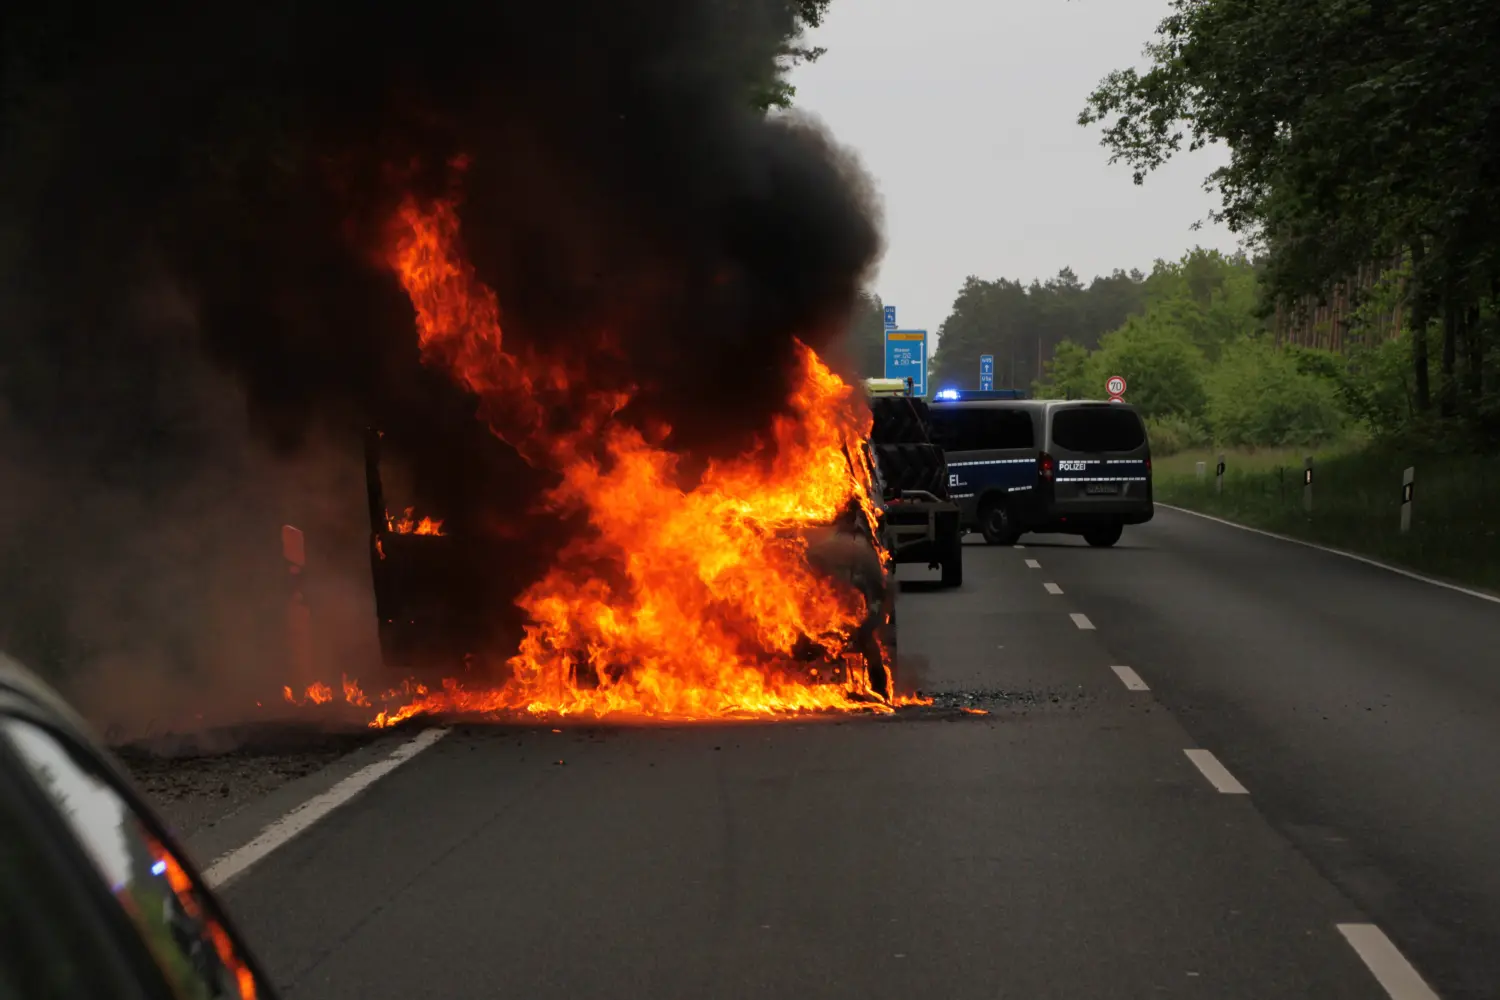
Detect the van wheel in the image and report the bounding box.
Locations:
[979,500,1019,546]
[1084,523,1123,548]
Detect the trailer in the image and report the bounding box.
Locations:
[863,379,963,588]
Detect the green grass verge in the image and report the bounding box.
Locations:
[1154,445,1500,592]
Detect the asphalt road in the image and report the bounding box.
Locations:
[191,507,1497,999]
[1033,506,1500,1000]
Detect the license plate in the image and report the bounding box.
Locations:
[1085,483,1120,495]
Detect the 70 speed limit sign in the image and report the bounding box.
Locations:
[1106,375,1127,399]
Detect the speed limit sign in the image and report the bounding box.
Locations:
[1106,374,1127,398]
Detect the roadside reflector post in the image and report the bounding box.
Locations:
[1196,460,1206,483]
[1400,466,1415,533]
[1303,456,1313,513]
[282,524,315,694]
[1215,453,1225,494]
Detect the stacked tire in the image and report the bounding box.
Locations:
[869,396,934,445]
[870,396,946,498]
[872,443,949,499]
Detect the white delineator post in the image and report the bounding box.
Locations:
[1400,466,1415,533]
[1216,453,1225,494]
[1303,456,1314,513]
[1196,460,1206,483]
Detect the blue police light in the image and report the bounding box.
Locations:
[934,388,1028,402]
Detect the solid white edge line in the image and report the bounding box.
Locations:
[1069,612,1094,630]
[1043,582,1063,595]
[1336,924,1441,1000]
[1182,748,1248,794]
[1024,559,1041,569]
[1111,665,1149,691]
[1159,503,1500,607]
[202,727,450,889]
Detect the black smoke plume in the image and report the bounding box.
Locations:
[0,0,882,733]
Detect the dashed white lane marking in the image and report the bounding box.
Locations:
[1183,749,1249,794]
[1024,559,1041,569]
[1069,612,1095,630]
[1013,544,1026,549]
[203,727,450,889]
[1336,924,1440,1000]
[1043,582,1063,595]
[1111,665,1149,691]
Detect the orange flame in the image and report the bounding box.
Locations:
[287,176,919,726]
[282,682,334,706]
[281,678,372,710]
[386,508,445,535]
[342,675,371,707]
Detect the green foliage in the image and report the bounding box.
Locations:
[1036,340,1092,400]
[1079,0,1500,438]
[1090,316,1208,419]
[1205,338,1347,447]
[1030,249,1352,449]
[946,248,1264,401]
[1144,414,1211,457]
[751,0,833,111]
[1033,249,1269,418]
[1141,248,1262,361]
[929,267,1148,391]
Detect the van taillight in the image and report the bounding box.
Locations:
[1146,457,1152,472]
[1038,452,1055,481]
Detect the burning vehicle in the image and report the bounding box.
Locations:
[339,189,906,725]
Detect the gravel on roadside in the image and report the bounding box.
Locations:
[115,724,382,839]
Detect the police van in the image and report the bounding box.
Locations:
[927,389,1153,547]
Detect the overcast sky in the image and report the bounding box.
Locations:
[786,0,1243,344]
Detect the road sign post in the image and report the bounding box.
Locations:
[980,354,994,392]
[1216,453,1225,494]
[1303,456,1314,513]
[1400,466,1415,533]
[883,330,928,396]
[1106,374,1127,401]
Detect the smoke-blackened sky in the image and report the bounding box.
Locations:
[0,0,882,721]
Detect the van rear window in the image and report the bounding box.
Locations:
[929,407,1035,452]
[1050,407,1146,453]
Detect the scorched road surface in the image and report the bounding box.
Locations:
[199,534,1420,1000]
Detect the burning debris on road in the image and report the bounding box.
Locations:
[4,0,910,734]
